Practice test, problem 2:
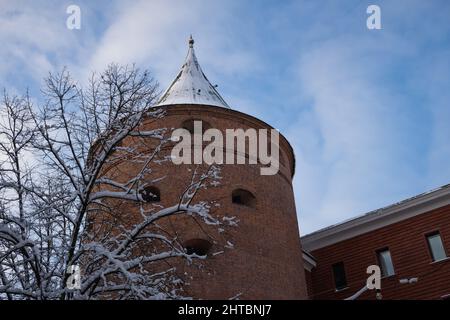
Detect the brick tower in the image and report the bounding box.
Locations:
[97,36,308,299]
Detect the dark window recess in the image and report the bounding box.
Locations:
[140,186,161,202]
[184,239,212,256]
[332,262,348,291]
[232,195,242,204]
[232,189,256,208]
[427,232,447,262]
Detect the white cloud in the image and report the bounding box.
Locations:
[86,0,260,90]
[289,35,421,233]
[0,1,99,90]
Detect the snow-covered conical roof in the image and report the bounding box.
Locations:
[155,36,230,109]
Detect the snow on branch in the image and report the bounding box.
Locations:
[0,65,234,300]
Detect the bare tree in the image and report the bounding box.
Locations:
[0,65,231,300]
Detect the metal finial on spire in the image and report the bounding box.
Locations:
[188,35,194,48]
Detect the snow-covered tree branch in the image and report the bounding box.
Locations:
[0,65,231,300]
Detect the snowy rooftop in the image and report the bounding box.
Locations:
[155,36,230,109]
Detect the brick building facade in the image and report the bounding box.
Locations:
[301,184,450,300]
[92,37,308,299]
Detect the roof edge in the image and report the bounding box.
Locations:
[301,184,450,251]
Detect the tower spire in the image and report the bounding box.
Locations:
[155,36,230,109]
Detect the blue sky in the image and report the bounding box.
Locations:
[1,0,450,234]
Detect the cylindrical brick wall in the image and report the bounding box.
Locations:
[93,104,307,299]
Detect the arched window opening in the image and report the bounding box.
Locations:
[232,189,256,208]
[183,239,212,256]
[140,186,161,202]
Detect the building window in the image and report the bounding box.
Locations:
[426,232,447,262]
[332,262,347,291]
[183,239,212,256]
[140,186,161,202]
[232,189,256,208]
[377,248,395,277]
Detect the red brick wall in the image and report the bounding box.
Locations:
[307,204,450,300]
[305,270,314,297]
[91,104,308,299]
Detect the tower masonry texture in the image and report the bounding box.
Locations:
[93,37,308,299]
